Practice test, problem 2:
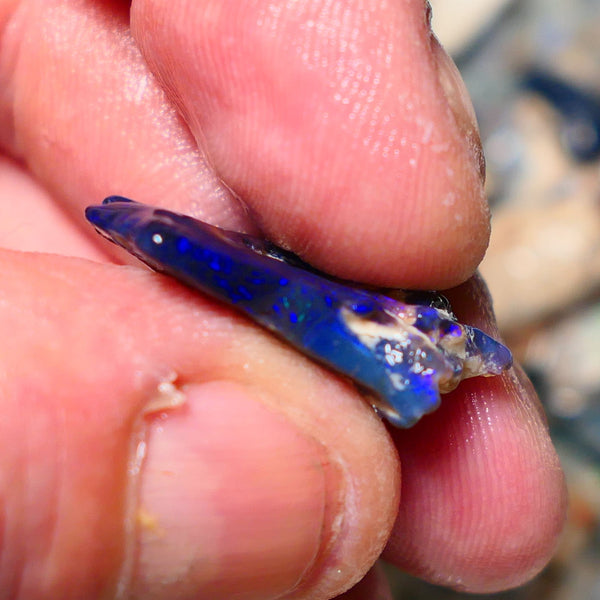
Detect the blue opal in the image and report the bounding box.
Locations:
[86,196,512,427]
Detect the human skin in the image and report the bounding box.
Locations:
[0,1,566,599]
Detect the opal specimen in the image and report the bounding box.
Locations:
[86,196,512,427]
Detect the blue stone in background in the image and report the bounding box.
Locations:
[522,69,600,162]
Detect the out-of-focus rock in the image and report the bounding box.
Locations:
[481,197,600,333]
[429,0,515,56]
[479,95,600,333]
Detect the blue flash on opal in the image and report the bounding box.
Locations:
[86,196,512,427]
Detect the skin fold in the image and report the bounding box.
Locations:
[0,1,566,599]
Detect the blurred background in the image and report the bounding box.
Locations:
[387,0,600,597]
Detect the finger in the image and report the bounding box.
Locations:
[0,154,105,258]
[132,0,488,288]
[0,0,251,249]
[1,249,399,600]
[383,277,567,593]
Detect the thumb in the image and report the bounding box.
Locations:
[1,249,399,599]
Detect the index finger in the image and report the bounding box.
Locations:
[131,0,489,288]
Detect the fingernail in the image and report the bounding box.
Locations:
[432,39,486,181]
[131,381,335,600]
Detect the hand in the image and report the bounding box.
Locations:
[0,1,566,598]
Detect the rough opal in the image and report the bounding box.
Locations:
[86,196,512,427]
